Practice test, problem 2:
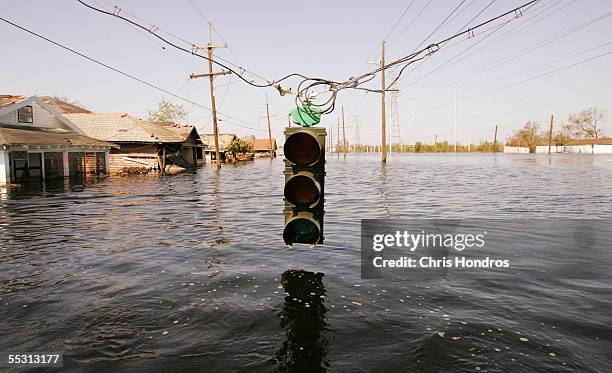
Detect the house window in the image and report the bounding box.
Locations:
[17,105,33,123]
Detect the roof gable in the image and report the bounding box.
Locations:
[0,95,87,135]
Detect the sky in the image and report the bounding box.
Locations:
[2,0,612,145]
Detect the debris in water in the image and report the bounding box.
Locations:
[351,302,362,306]
[549,352,556,357]
[520,337,529,342]
[437,332,446,338]
[494,348,501,352]
[162,331,168,335]
[452,336,462,341]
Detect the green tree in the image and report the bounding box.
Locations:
[148,99,186,123]
[226,138,254,155]
[565,107,605,139]
[506,121,544,148]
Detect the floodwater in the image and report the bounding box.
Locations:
[1,153,611,372]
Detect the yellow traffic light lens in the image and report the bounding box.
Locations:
[284,175,320,206]
[284,132,321,166]
[283,218,320,244]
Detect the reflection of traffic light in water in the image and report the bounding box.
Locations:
[275,270,330,373]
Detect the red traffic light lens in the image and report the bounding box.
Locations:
[284,175,320,206]
[284,132,321,166]
[283,218,320,244]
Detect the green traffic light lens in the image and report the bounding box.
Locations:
[284,175,320,206]
[284,132,321,166]
[283,218,320,244]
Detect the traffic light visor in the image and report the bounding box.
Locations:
[284,132,321,166]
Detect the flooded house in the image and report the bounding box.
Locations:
[253,138,277,158]
[564,138,612,154]
[0,95,115,184]
[62,111,205,173]
[200,133,236,162]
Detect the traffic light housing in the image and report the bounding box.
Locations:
[283,126,326,246]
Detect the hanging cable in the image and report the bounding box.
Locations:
[0,16,265,132]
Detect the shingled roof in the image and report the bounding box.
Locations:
[41,96,91,114]
[0,95,26,109]
[253,138,277,151]
[565,137,612,146]
[64,112,199,143]
[0,124,115,148]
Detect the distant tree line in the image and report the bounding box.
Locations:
[506,106,606,148]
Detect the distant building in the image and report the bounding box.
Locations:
[62,111,204,173]
[253,138,277,157]
[535,145,564,154]
[0,95,115,184]
[200,133,236,162]
[503,146,529,154]
[564,138,612,154]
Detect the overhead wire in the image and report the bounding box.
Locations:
[77,0,309,89]
[403,7,612,95]
[0,16,265,132]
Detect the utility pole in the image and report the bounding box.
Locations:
[354,121,361,153]
[190,22,229,169]
[548,114,554,154]
[329,126,333,153]
[265,94,274,158]
[288,113,292,127]
[342,106,347,158]
[468,136,471,152]
[381,40,387,163]
[454,88,457,153]
[337,118,340,159]
[434,133,438,147]
[493,125,498,153]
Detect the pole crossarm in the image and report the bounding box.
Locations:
[190,70,231,79]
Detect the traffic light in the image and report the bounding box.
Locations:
[283,126,326,247]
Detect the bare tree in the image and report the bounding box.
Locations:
[148,99,186,123]
[565,107,605,139]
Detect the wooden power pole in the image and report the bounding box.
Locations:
[265,94,274,158]
[548,114,554,154]
[381,41,387,163]
[337,118,340,159]
[342,106,347,158]
[190,22,229,169]
[493,125,498,153]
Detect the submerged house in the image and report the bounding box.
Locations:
[253,138,277,157]
[200,133,236,162]
[62,111,205,173]
[0,95,115,184]
[564,138,612,154]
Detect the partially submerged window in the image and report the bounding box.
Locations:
[9,151,28,182]
[95,152,107,175]
[44,152,64,179]
[68,152,86,178]
[17,105,33,123]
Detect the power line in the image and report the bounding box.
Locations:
[404,6,612,94]
[388,0,436,48]
[460,50,612,101]
[77,0,308,90]
[410,41,612,100]
[0,16,265,132]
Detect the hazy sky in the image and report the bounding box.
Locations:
[2,0,612,145]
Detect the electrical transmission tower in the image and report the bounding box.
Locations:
[389,76,401,153]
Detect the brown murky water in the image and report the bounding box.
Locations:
[1,153,611,372]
